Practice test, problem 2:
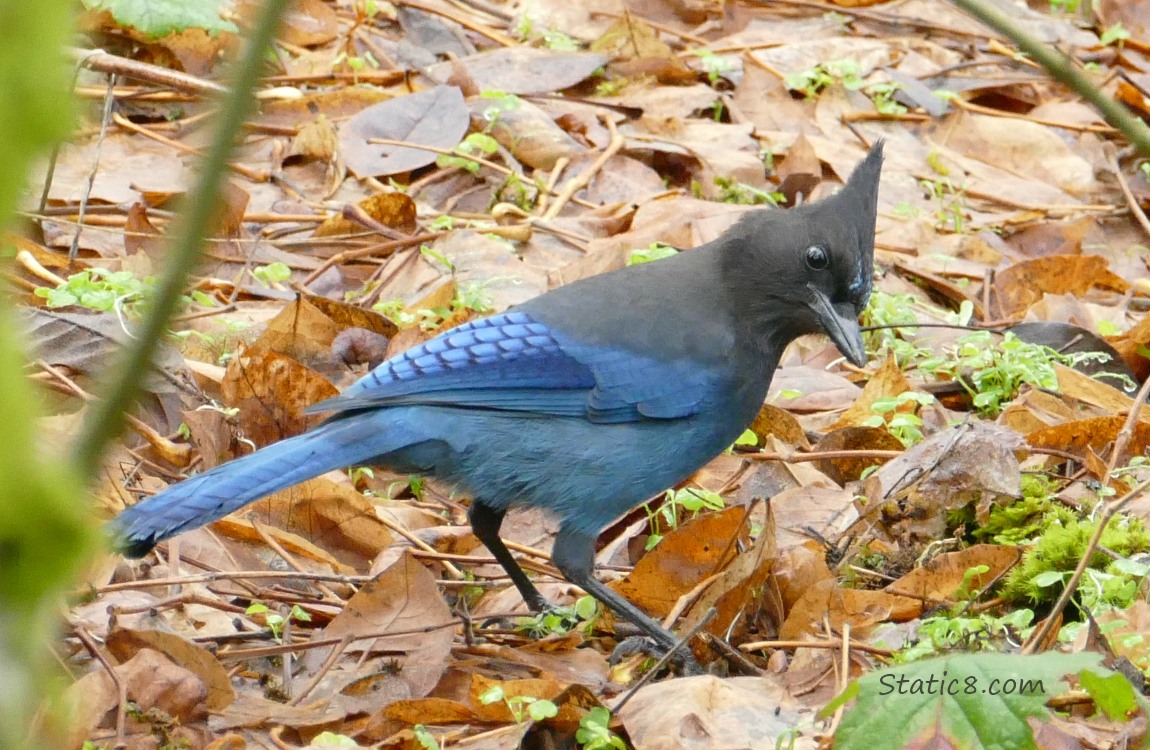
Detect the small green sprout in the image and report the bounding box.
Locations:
[479,685,559,723]
[245,602,311,643]
[577,706,627,749]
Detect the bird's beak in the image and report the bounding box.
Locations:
[809,286,867,367]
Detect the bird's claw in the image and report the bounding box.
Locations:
[610,635,705,676]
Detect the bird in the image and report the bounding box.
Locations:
[110,140,884,658]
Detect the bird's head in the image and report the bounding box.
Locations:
[724,140,883,367]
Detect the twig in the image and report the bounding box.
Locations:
[541,116,624,220]
[75,626,128,748]
[112,112,268,182]
[365,137,599,210]
[72,47,225,96]
[1107,151,1150,241]
[740,638,894,656]
[301,232,439,286]
[951,0,1150,159]
[70,73,118,260]
[394,0,516,46]
[288,634,353,705]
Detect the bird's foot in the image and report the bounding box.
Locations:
[610,635,705,676]
[478,596,562,632]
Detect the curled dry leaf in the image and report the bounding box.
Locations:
[314,192,418,237]
[106,627,236,711]
[780,578,921,639]
[611,505,748,619]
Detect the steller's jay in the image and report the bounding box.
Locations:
[111,141,883,656]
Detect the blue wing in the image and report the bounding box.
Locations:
[310,311,719,423]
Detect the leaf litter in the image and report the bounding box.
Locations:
[22,0,1150,747]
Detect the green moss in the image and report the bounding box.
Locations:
[1000,514,1150,607]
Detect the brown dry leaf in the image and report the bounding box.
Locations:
[1111,313,1150,382]
[769,485,857,551]
[774,541,834,611]
[681,515,779,644]
[813,426,903,484]
[107,628,236,711]
[618,676,803,750]
[340,86,470,177]
[780,578,921,638]
[314,192,418,237]
[1097,0,1150,53]
[1011,322,1135,392]
[1117,75,1150,119]
[58,666,120,749]
[48,132,189,204]
[23,308,186,396]
[1054,363,1143,416]
[213,693,347,731]
[994,254,1129,319]
[382,697,478,725]
[280,0,339,47]
[1005,216,1095,258]
[862,423,1022,536]
[285,116,339,164]
[207,515,352,571]
[302,552,456,699]
[611,506,748,619]
[260,88,390,129]
[625,120,766,198]
[768,367,861,412]
[884,544,1022,604]
[775,134,822,206]
[118,648,209,723]
[1026,416,1150,464]
[123,202,166,257]
[1094,602,1150,671]
[471,96,585,170]
[220,348,338,446]
[247,477,394,564]
[750,37,890,82]
[253,296,342,361]
[936,111,1096,196]
[144,27,234,76]
[831,353,912,430]
[592,14,689,76]
[747,403,811,449]
[426,47,610,95]
[304,294,398,337]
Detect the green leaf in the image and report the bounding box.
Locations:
[309,731,361,747]
[1032,570,1066,588]
[734,429,758,446]
[83,0,237,37]
[832,652,1104,750]
[1079,668,1137,720]
[527,699,558,721]
[479,686,504,704]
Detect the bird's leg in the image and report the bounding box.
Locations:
[468,501,554,613]
[551,527,703,674]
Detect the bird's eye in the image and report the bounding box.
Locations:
[805,245,829,270]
